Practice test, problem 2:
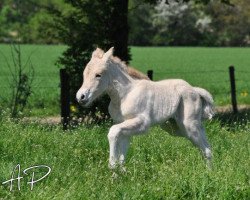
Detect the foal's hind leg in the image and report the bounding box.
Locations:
[200,126,212,167]
[178,96,212,167]
[183,121,212,167]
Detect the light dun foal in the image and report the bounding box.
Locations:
[76,47,214,169]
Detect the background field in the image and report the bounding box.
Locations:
[131,47,250,106]
[0,45,250,116]
[0,44,66,116]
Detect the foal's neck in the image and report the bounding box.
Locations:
[107,62,135,104]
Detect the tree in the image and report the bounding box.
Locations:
[0,0,68,43]
[205,0,250,46]
[0,0,40,42]
[129,0,156,46]
[152,0,213,46]
[55,0,232,120]
[56,0,130,120]
[144,0,231,5]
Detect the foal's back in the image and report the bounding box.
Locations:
[123,79,196,123]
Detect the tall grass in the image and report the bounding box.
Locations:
[0,114,249,199]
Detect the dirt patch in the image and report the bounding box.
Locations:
[215,104,250,113]
[22,105,250,125]
[22,116,61,125]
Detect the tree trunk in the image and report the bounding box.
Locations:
[109,0,130,63]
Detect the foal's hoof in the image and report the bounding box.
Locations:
[108,163,117,170]
[206,161,213,170]
[111,172,118,179]
[120,166,127,173]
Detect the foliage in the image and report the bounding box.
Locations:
[0,0,38,42]
[152,0,206,46]
[0,0,68,44]
[128,0,156,46]
[0,115,249,199]
[205,0,250,46]
[128,0,250,47]
[0,0,236,46]
[144,0,231,4]
[55,0,130,120]
[0,0,244,47]
[129,0,212,46]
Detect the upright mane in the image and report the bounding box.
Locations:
[111,56,149,80]
[92,47,149,80]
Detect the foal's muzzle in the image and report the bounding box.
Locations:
[76,89,92,106]
[77,94,88,105]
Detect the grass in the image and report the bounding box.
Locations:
[1,45,249,199]
[0,44,66,116]
[130,47,250,106]
[0,113,249,199]
[0,45,250,116]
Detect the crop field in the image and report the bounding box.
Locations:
[0,45,250,116]
[0,114,249,199]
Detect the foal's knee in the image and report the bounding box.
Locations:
[108,125,121,142]
[183,119,200,132]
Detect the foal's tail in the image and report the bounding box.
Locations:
[194,87,215,119]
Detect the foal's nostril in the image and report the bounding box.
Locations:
[80,94,85,101]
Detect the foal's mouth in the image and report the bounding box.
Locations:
[78,99,91,107]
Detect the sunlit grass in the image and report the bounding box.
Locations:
[0,115,249,199]
[130,47,250,106]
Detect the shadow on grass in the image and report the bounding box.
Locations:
[214,108,250,129]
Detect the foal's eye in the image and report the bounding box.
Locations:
[95,74,101,78]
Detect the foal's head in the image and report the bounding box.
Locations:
[76,47,114,106]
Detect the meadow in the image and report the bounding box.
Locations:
[0,45,250,199]
[0,113,249,199]
[0,44,66,116]
[0,45,250,116]
[130,47,250,106]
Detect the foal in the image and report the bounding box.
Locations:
[76,47,214,169]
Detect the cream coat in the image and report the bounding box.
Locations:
[76,47,214,169]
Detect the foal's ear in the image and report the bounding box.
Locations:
[92,48,104,59]
[103,47,114,61]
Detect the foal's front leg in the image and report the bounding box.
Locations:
[107,116,149,169]
[118,135,130,165]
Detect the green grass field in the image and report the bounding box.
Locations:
[0,45,250,199]
[130,47,250,106]
[1,45,250,116]
[0,44,66,116]
[0,115,249,199]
